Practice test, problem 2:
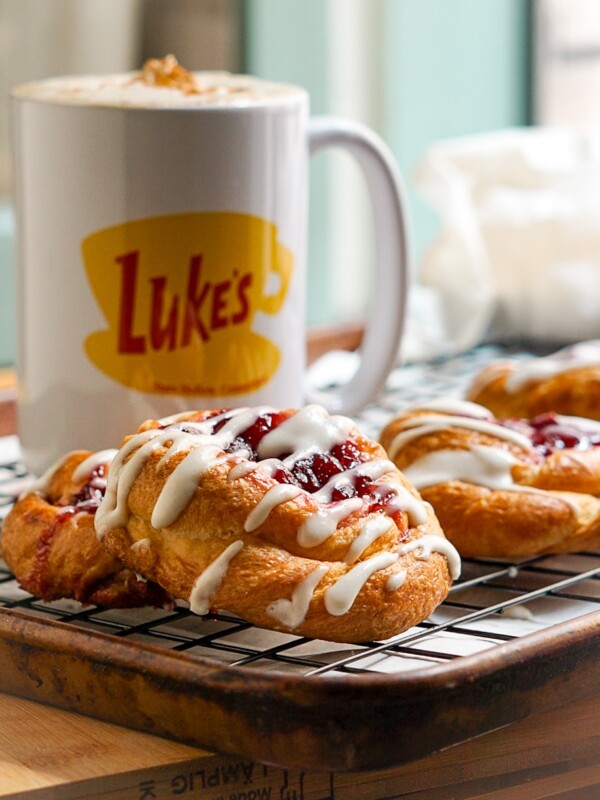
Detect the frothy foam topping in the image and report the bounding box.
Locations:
[13,63,304,109]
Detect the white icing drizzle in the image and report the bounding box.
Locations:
[98,408,269,535]
[72,449,118,482]
[99,405,371,536]
[344,516,394,564]
[297,498,364,548]
[27,447,115,503]
[244,484,303,531]
[216,406,275,440]
[228,460,261,481]
[386,569,407,591]
[504,340,600,392]
[130,537,151,552]
[96,428,166,538]
[405,444,521,492]
[402,398,494,420]
[383,485,429,525]
[152,444,226,528]
[294,458,426,547]
[189,540,244,615]
[266,564,329,629]
[405,445,582,515]
[257,404,354,461]
[501,604,534,621]
[311,460,397,501]
[227,457,286,482]
[399,535,462,580]
[387,414,533,460]
[555,414,600,434]
[324,551,399,616]
[294,459,424,546]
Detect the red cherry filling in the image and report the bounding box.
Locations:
[230,416,402,521]
[170,409,404,522]
[226,410,289,457]
[284,442,365,493]
[501,412,600,456]
[215,412,366,492]
[66,464,109,513]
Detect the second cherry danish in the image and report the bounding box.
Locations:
[466,341,600,421]
[380,399,600,557]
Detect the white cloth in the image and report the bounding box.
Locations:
[409,127,600,358]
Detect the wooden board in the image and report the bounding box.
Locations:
[1,691,599,799]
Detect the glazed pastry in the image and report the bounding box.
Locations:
[95,405,460,643]
[380,398,600,558]
[467,341,600,420]
[1,450,171,607]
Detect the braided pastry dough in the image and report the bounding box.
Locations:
[96,405,460,643]
[380,399,600,558]
[467,341,600,420]
[1,450,171,607]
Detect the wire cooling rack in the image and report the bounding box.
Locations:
[1,345,599,679]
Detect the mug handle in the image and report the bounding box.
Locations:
[306,116,410,414]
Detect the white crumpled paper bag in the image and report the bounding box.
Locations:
[410,127,600,357]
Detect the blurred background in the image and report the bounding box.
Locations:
[1,0,600,368]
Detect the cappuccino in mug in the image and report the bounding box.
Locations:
[12,57,409,472]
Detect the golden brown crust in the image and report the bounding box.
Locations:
[103,505,450,643]
[1,451,171,607]
[380,408,600,558]
[99,409,456,643]
[467,362,600,421]
[421,482,600,557]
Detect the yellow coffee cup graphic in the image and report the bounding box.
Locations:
[82,212,293,396]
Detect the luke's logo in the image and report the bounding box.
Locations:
[82,212,293,396]
[116,251,253,353]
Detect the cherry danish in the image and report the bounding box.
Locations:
[467,341,600,421]
[2,450,171,607]
[95,405,460,643]
[380,399,600,557]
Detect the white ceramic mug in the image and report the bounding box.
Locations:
[12,67,409,473]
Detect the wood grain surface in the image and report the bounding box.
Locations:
[0,692,599,799]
